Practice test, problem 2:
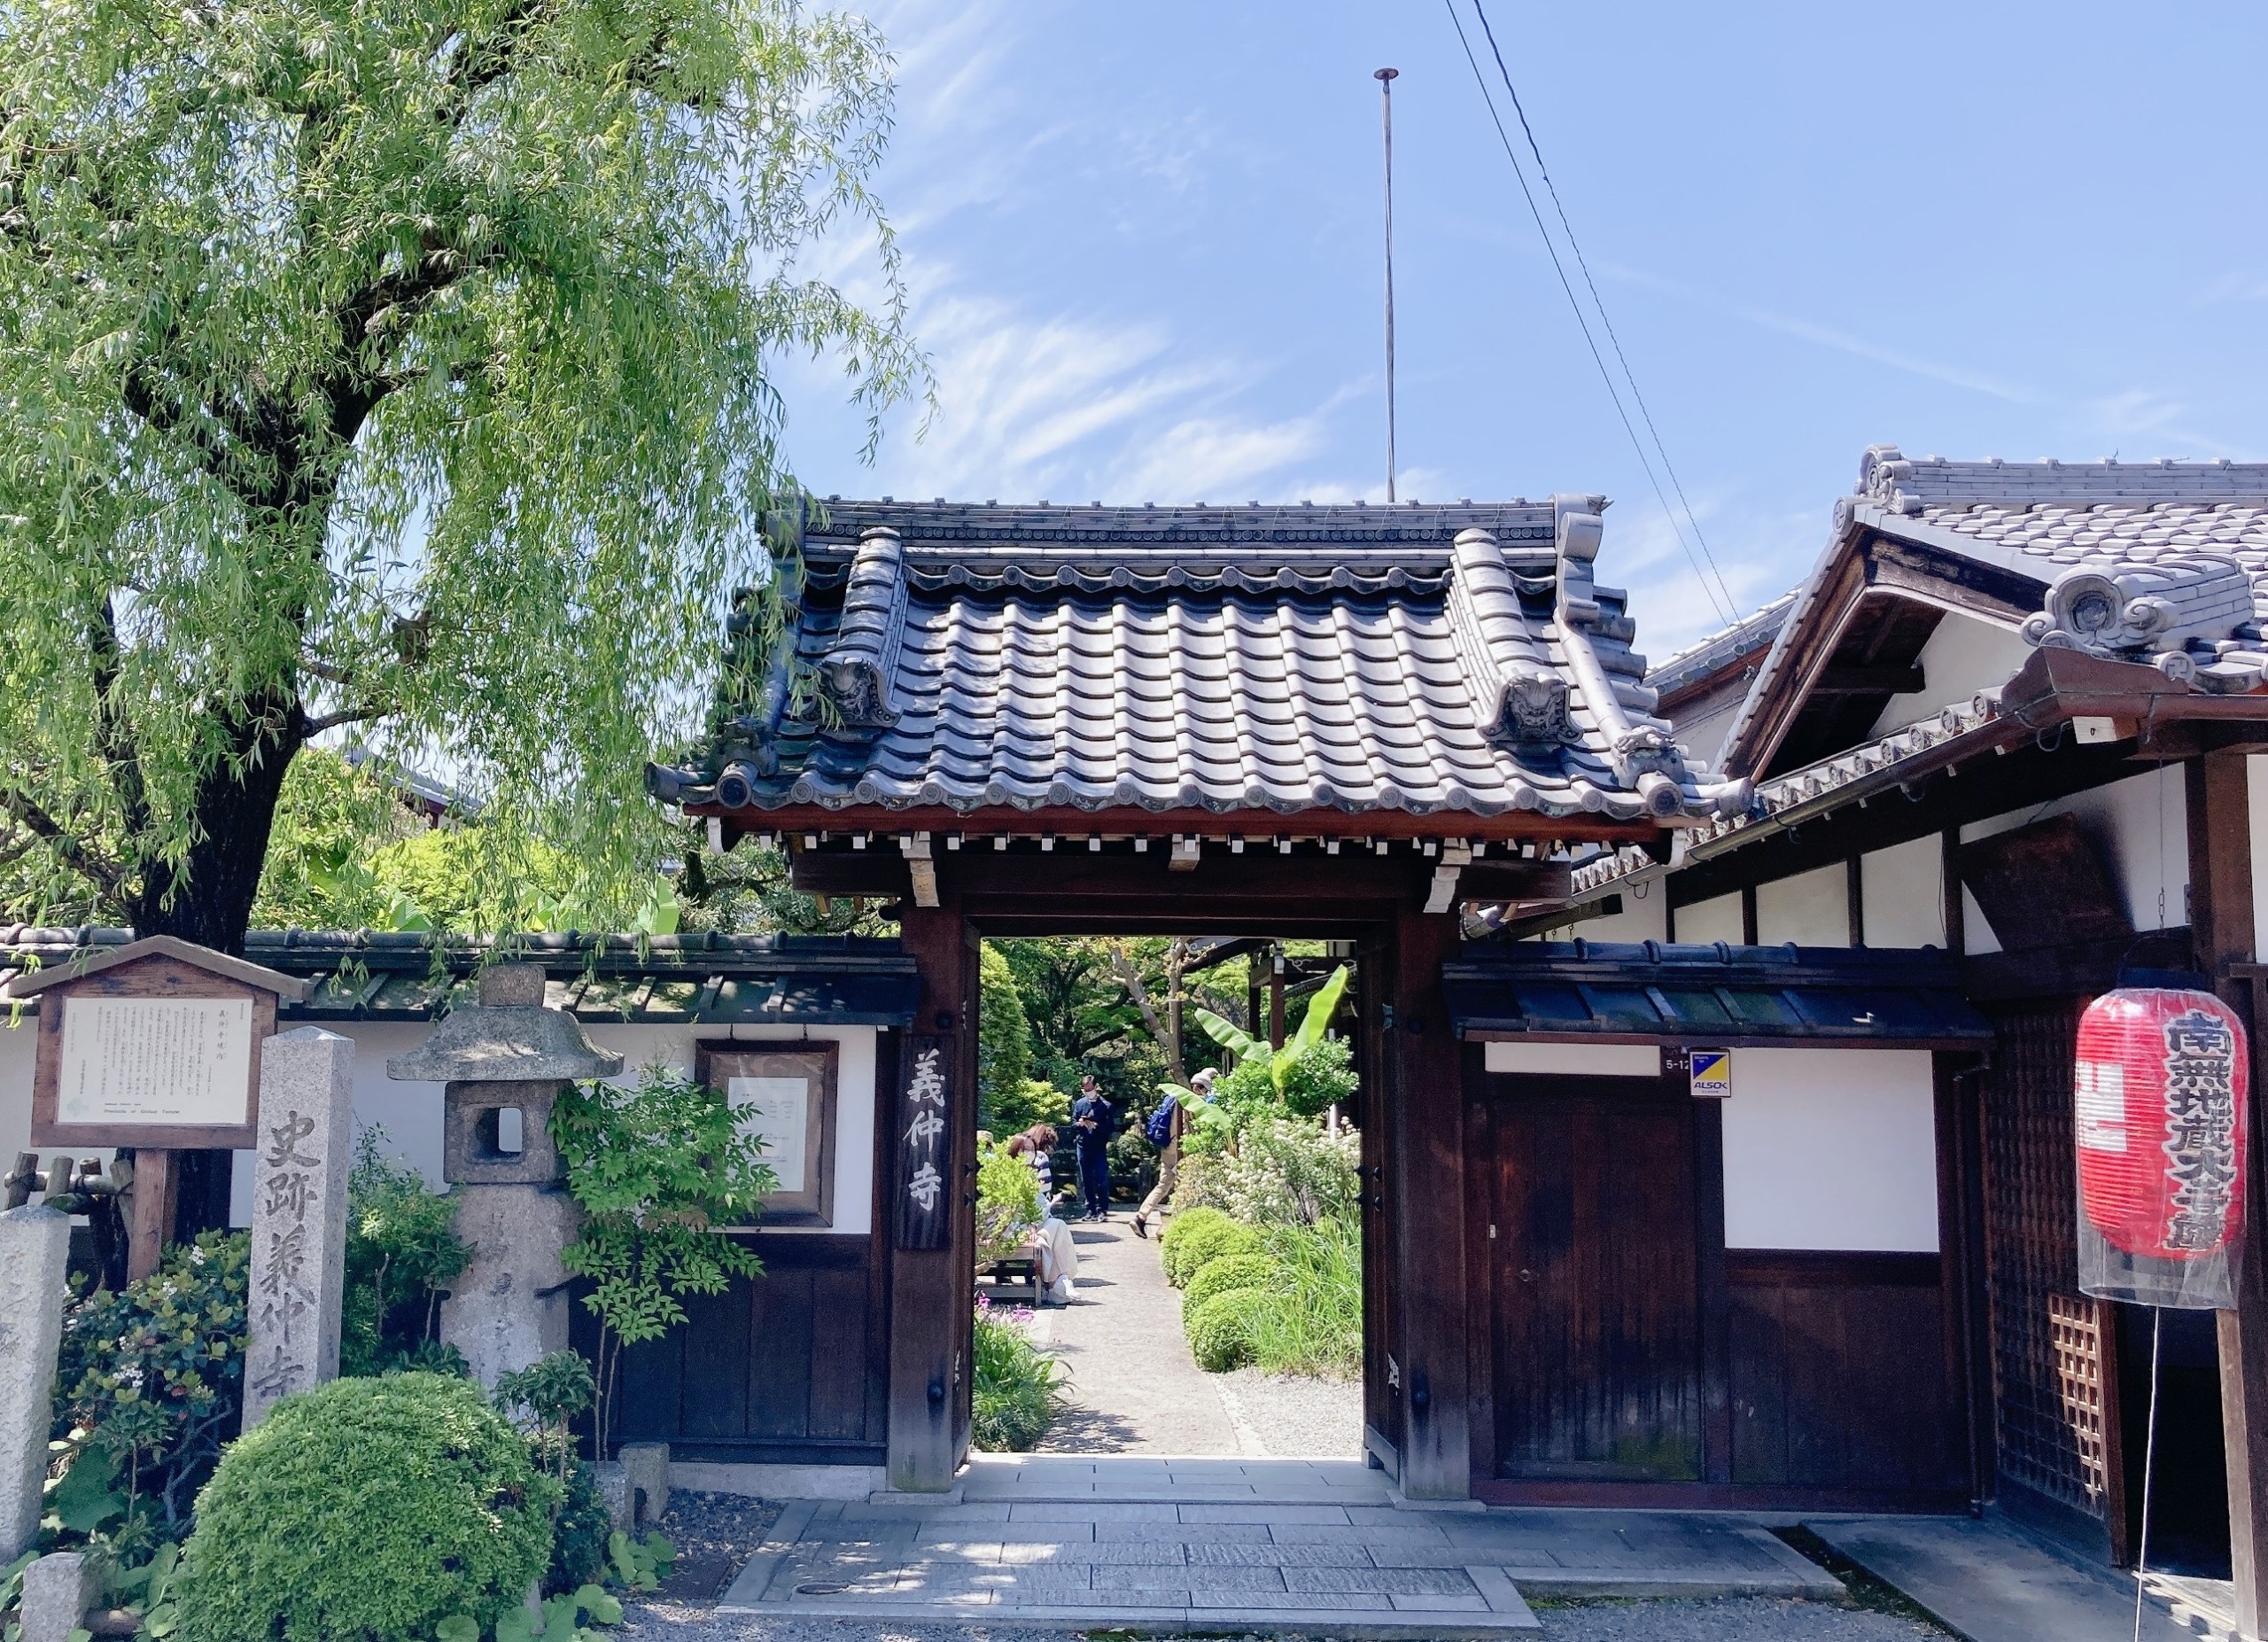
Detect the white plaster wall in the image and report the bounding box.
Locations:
[0,1013,882,1237]
[1671,697,1744,774]
[1860,833,1948,950]
[1959,764,2187,956]
[1754,863,1850,947]
[0,1016,35,1166]
[1869,613,2036,739]
[1483,1041,1662,1078]
[1674,891,1744,946]
[1719,1047,1940,1252]
[2251,754,2268,957]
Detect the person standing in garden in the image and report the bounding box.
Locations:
[1070,1075,1117,1221]
[1133,1066,1208,1239]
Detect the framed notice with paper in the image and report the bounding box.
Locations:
[695,1040,838,1226]
[17,937,306,1151]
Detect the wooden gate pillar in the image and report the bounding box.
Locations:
[1387,907,1472,1499]
[886,900,975,1493]
[2190,751,2268,1635]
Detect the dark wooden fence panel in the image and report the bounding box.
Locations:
[1981,1000,2122,1540]
[594,1232,888,1463]
[1480,1075,1701,1482]
[1728,1250,1960,1491]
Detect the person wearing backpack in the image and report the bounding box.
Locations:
[1133,1065,1211,1240]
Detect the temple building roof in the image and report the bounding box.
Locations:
[652,498,1750,830]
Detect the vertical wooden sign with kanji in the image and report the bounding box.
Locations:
[896,1034,951,1250]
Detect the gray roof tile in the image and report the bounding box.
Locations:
[656,500,1751,825]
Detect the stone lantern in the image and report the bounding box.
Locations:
[386,962,623,1388]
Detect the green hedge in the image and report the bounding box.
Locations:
[1165,1217,1261,1288]
[175,1373,558,1642]
[1185,1288,1270,1373]
[1158,1206,1231,1286]
[1183,1251,1278,1313]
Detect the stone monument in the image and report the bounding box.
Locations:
[387,963,621,1388]
[19,1551,94,1642]
[242,1027,356,1427]
[0,1202,70,1562]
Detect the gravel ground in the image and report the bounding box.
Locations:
[646,1491,786,1602]
[1214,1366,1363,1458]
[620,1597,1946,1640]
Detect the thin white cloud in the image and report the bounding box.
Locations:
[1598,261,2043,407]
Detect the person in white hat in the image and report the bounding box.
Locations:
[1133,1065,1213,1239]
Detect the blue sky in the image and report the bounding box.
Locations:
[774,1,2268,655]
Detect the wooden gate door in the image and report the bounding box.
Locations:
[1480,1073,1701,1481]
[1356,935,1401,1468]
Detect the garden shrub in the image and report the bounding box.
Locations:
[1246,1217,1363,1378]
[173,1372,559,1642]
[1185,1288,1270,1373]
[548,1461,616,1596]
[1167,1151,1231,1216]
[1183,1251,1278,1313]
[1172,1218,1262,1288]
[1217,1119,1362,1227]
[51,1230,249,1538]
[975,1137,1042,1267]
[1157,1206,1231,1286]
[342,1127,470,1378]
[970,1301,1066,1451]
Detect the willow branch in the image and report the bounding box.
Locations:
[0,788,124,898]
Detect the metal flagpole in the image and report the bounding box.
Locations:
[1375,66,1400,505]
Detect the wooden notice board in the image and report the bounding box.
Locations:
[695,1039,840,1226]
[17,938,306,1151]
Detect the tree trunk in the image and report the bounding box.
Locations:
[123,703,303,956]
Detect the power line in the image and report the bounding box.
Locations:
[1443,0,1737,626]
[1472,2,1739,619]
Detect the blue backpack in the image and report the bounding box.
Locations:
[1144,1093,1178,1148]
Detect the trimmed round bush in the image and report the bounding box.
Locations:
[1159,1206,1231,1286]
[175,1372,560,1642]
[1184,1251,1279,1313]
[1173,1218,1262,1288]
[1186,1287,1270,1373]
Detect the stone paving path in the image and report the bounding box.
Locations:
[718,1492,1842,1634]
[961,1454,1391,1506]
[1027,1220,1243,1455]
[1813,1514,2233,1641]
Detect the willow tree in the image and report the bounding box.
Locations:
[0,0,920,950]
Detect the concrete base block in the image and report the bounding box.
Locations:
[594,1460,632,1532]
[20,1552,94,1642]
[670,1462,888,1500]
[618,1442,670,1526]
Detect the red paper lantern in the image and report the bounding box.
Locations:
[2075,988,2249,1261]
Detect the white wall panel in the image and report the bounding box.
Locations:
[1483,1041,1662,1078]
[1755,864,1851,948]
[1860,833,1948,950]
[1675,891,1744,946]
[1720,1047,1940,1252]
[1870,615,2034,739]
[2251,754,2268,957]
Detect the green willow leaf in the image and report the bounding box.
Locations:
[0,0,927,943]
